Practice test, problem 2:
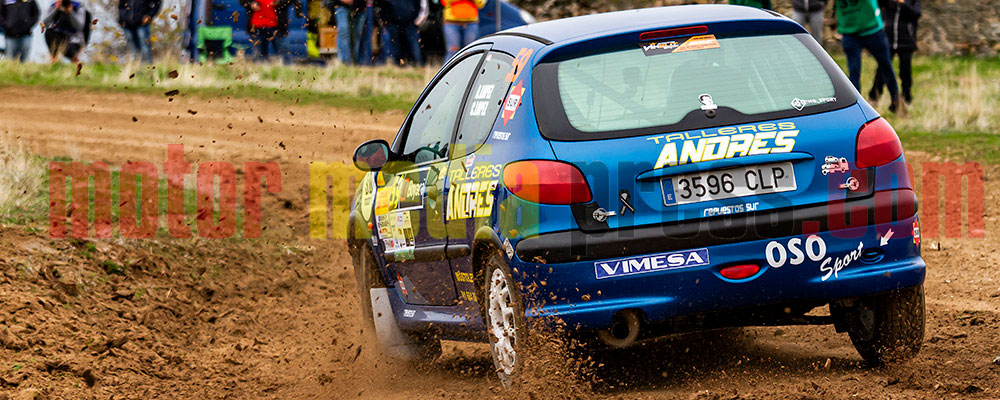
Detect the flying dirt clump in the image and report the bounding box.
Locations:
[500,320,595,399]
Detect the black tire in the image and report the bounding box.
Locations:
[353,249,441,362]
[353,248,385,335]
[483,252,528,388]
[849,284,925,365]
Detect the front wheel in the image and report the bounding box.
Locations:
[484,252,527,388]
[848,284,925,365]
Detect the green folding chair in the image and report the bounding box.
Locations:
[197,25,234,64]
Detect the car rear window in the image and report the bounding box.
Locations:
[534,33,852,140]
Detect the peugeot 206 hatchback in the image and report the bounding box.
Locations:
[348,4,925,386]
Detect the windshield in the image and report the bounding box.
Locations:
[543,33,844,137]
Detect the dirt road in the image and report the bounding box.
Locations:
[0,86,997,399]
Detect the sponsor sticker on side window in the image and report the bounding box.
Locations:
[639,34,720,56]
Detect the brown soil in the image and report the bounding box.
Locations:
[0,86,997,399]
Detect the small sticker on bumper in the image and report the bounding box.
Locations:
[595,248,709,279]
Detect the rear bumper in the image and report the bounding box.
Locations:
[512,193,924,331]
[516,188,917,264]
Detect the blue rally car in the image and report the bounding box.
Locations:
[348,4,925,386]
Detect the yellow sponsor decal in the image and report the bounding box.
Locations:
[449,163,502,183]
[373,183,393,215]
[447,180,499,221]
[446,161,502,221]
[459,290,479,302]
[649,122,799,170]
[455,271,474,283]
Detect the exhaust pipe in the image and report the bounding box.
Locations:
[598,309,641,348]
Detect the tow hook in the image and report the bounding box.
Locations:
[592,208,616,222]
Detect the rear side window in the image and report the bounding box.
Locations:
[536,33,850,140]
[454,52,516,156]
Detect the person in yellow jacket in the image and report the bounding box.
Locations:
[441,0,485,61]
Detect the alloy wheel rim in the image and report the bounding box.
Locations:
[488,268,517,375]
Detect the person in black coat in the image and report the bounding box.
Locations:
[118,0,161,63]
[378,0,427,66]
[0,0,40,61]
[869,0,921,104]
[42,0,90,62]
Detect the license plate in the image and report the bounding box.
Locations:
[660,162,796,206]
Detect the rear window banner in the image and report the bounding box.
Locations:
[639,34,720,56]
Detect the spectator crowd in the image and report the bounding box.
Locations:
[0,0,490,65]
[297,0,486,66]
[1,0,160,62]
[2,0,920,114]
[233,0,489,65]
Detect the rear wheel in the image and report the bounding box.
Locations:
[847,285,925,365]
[484,252,527,388]
[354,248,441,363]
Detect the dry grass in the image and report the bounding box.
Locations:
[116,61,436,98]
[0,60,435,111]
[849,55,1000,134]
[0,130,46,220]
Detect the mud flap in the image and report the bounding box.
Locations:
[832,300,875,341]
[369,288,424,362]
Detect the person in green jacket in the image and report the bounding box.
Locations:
[729,0,771,10]
[834,0,903,113]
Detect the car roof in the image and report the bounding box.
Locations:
[500,4,787,44]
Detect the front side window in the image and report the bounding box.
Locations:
[401,53,484,162]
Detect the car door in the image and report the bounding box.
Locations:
[374,48,487,305]
[443,50,518,304]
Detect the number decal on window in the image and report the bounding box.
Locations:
[506,48,534,83]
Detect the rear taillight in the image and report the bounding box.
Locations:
[502,160,592,205]
[855,117,903,168]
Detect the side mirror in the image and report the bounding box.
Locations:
[353,139,390,171]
